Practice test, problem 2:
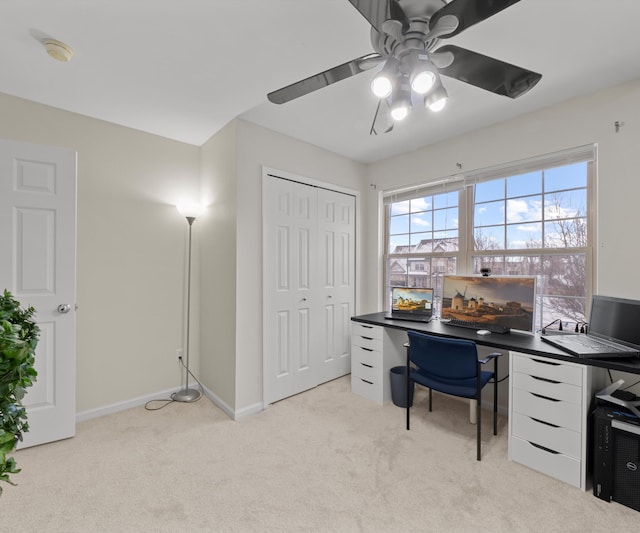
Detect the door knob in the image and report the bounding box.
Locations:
[57,304,72,314]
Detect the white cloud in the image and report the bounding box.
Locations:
[507,198,542,223]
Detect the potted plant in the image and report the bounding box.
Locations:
[0,290,39,495]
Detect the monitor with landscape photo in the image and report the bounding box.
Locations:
[441,275,536,332]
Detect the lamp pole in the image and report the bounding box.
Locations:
[174,213,201,402]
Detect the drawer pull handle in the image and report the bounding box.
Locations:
[530,375,561,384]
[529,416,560,428]
[361,325,373,329]
[360,378,373,385]
[360,363,373,368]
[531,358,561,367]
[361,336,373,341]
[359,347,373,352]
[530,441,560,455]
[530,392,560,402]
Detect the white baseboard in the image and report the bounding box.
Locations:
[75,385,262,423]
[76,386,182,423]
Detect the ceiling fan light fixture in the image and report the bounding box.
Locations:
[390,104,410,121]
[390,85,412,121]
[408,52,437,94]
[371,57,401,98]
[425,83,448,112]
[411,70,436,94]
[371,75,393,98]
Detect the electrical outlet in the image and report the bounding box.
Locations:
[176,349,183,360]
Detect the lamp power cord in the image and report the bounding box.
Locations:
[145,356,204,411]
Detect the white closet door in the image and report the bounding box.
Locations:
[264,176,321,403]
[263,175,356,404]
[317,188,355,382]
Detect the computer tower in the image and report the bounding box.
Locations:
[593,406,640,512]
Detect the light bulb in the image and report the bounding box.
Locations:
[176,202,206,219]
[390,105,409,121]
[428,97,447,112]
[371,75,393,98]
[411,70,436,94]
[424,83,448,113]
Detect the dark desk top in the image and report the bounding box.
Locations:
[352,312,640,376]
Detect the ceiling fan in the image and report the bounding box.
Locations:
[267,0,542,134]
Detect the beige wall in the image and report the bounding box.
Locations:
[0,92,201,413]
[199,121,238,411]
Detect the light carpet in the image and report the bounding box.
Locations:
[2,376,638,532]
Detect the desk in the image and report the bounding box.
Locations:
[350,312,640,490]
[351,312,640,375]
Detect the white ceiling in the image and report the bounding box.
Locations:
[2,1,640,164]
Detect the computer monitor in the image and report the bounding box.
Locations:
[390,287,434,321]
[441,275,536,332]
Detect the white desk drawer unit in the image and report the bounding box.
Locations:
[508,352,596,490]
[351,322,405,404]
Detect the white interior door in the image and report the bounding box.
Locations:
[0,139,77,448]
[263,176,320,403]
[263,174,355,405]
[317,188,355,382]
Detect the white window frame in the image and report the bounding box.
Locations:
[383,145,596,329]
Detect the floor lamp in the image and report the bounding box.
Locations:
[174,202,205,402]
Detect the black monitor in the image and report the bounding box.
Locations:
[441,275,536,332]
[589,295,640,348]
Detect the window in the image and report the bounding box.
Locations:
[384,146,595,331]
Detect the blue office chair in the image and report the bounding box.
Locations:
[405,331,502,461]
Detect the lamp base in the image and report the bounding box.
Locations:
[173,388,201,403]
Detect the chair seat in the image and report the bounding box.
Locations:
[410,368,494,399]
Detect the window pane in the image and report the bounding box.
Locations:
[411,196,432,212]
[390,200,410,215]
[541,254,586,297]
[433,191,458,209]
[389,233,410,253]
[545,162,588,192]
[475,179,504,203]
[544,218,587,248]
[504,256,541,276]
[475,200,504,226]
[410,232,431,247]
[507,171,542,197]
[433,257,457,274]
[433,232,459,251]
[507,196,542,223]
[475,226,504,250]
[389,214,409,235]
[540,296,586,326]
[388,258,408,287]
[472,255,504,275]
[410,212,431,232]
[433,207,458,231]
[544,190,586,219]
[507,222,542,249]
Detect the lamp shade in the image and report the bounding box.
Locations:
[176,202,206,219]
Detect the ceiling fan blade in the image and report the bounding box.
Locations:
[370,98,394,135]
[436,44,541,99]
[429,0,522,39]
[347,0,410,34]
[267,53,383,104]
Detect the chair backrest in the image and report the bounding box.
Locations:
[407,331,478,380]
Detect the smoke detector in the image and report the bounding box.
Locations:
[43,39,73,62]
